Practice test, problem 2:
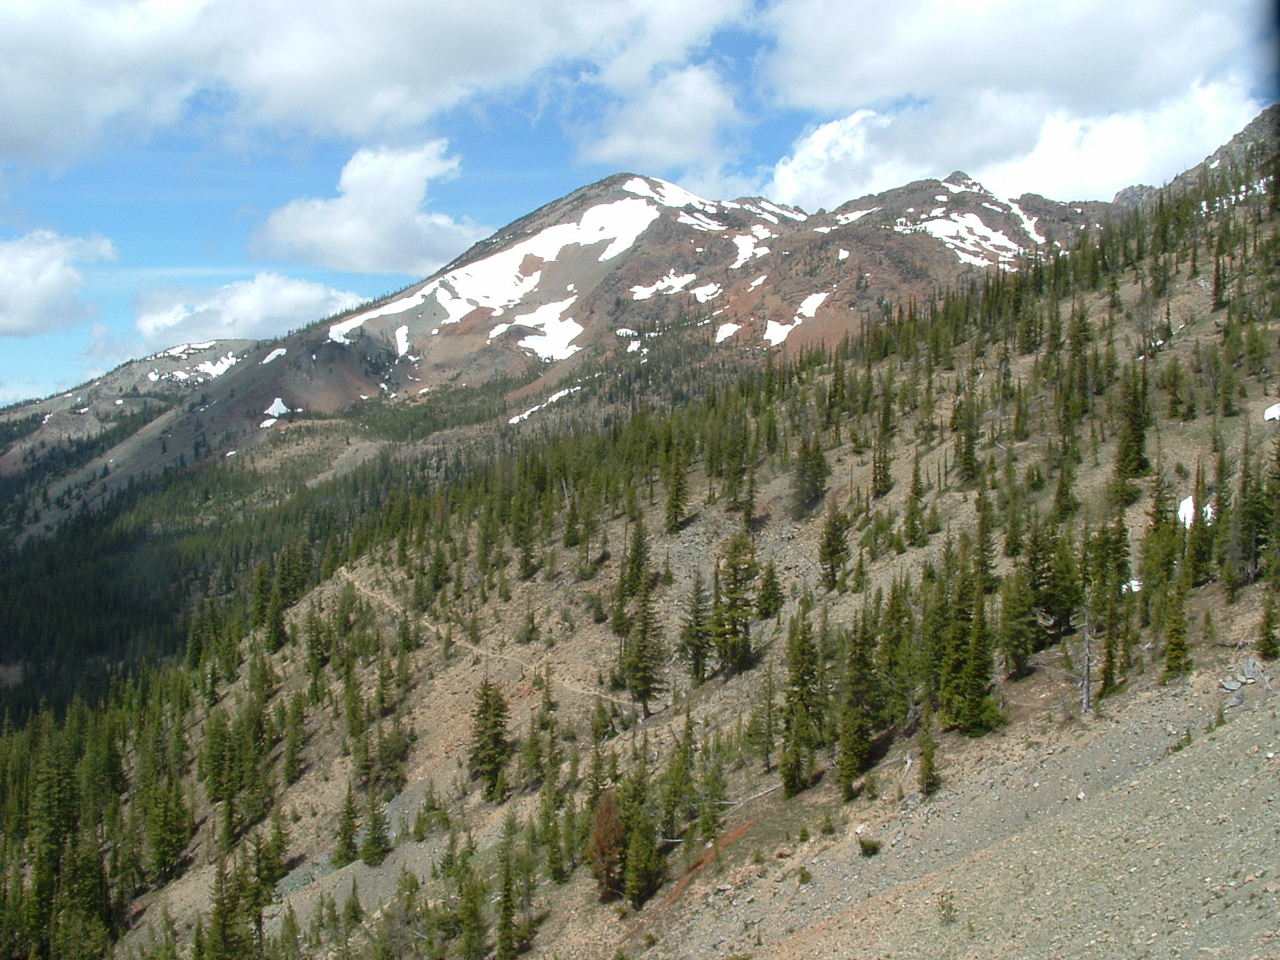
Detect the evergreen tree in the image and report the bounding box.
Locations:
[664,451,688,534]
[1258,594,1278,661]
[918,701,941,797]
[791,433,830,516]
[495,817,518,960]
[679,570,712,685]
[714,532,757,675]
[332,786,358,868]
[998,568,1037,679]
[622,579,665,716]
[904,451,926,547]
[835,620,874,800]
[1112,361,1150,486]
[818,500,850,590]
[469,679,514,801]
[871,426,893,499]
[756,560,784,619]
[1161,583,1193,682]
[359,792,391,867]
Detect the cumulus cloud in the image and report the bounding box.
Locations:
[978,81,1266,200]
[581,65,742,171]
[0,230,118,336]
[762,0,1274,204]
[135,272,362,348]
[0,0,748,159]
[254,142,485,275]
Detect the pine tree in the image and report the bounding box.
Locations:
[1112,361,1149,492]
[871,426,893,498]
[621,577,665,716]
[1259,594,1279,661]
[1161,583,1192,682]
[360,792,391,867]
[664,451,688,534]
[495,817,518,960]
[791,433,830,516]
[918,702,941,797]
[332,786,358,867]
[714,532,757,674]
[904,450,926,547]
[998,568,1037,679]
[756,560,784,619]
[835,620,874,800]
[469,679,514,801]
[818,500,850,590]
[679,571,712,685]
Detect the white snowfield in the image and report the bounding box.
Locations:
[896,212,1022,267]
[395,325,410,357]
[195,351,240,379]
[691,282,721,303]
[836,207,880,225]
[1177,496,1215,527]
[260,347,287,365]
[264,398,290,418]
[632,272,696,300]
[764,291,829,346]
[729,228,773,269]
[508,385,582,425]
[714,322,741,343]
[1264,402,1280,422]
[509,297,583,362]
[329,193,664,349]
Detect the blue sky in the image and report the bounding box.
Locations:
[0,0,1274,405]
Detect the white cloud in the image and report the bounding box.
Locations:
[135,272,363,348]
[581,65,741,171]
[0,230,118,336]
[0,0,748,159]
[768,110,918,210]
[765,0,1263,115]
[978,81,1266,200]
[762,0,1274,203]
[254,142,484,275]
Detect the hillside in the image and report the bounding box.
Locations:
[0,109,1276,960]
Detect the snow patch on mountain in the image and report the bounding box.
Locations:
[509,385,582,425]
[260,348,287,365]
[836,207,879,225]
[511,297,582,361]
[691,282,721,303]
[395,325,410,357]
[714,322,741,343]
[264,397,290,418]
[1008,200,1045,245]
[194,351,240,379]
[678,211,728,232]
[730,230,772,269]
[797,292,829,319]
[748,274,768,290]
[621,177,717,213]
[632,272,697,300]
[331,197,662,343]
[896,213,1022,267]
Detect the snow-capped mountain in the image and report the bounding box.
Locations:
[3,106,1273,539]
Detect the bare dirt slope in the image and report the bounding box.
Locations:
[529,648,1277,960]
